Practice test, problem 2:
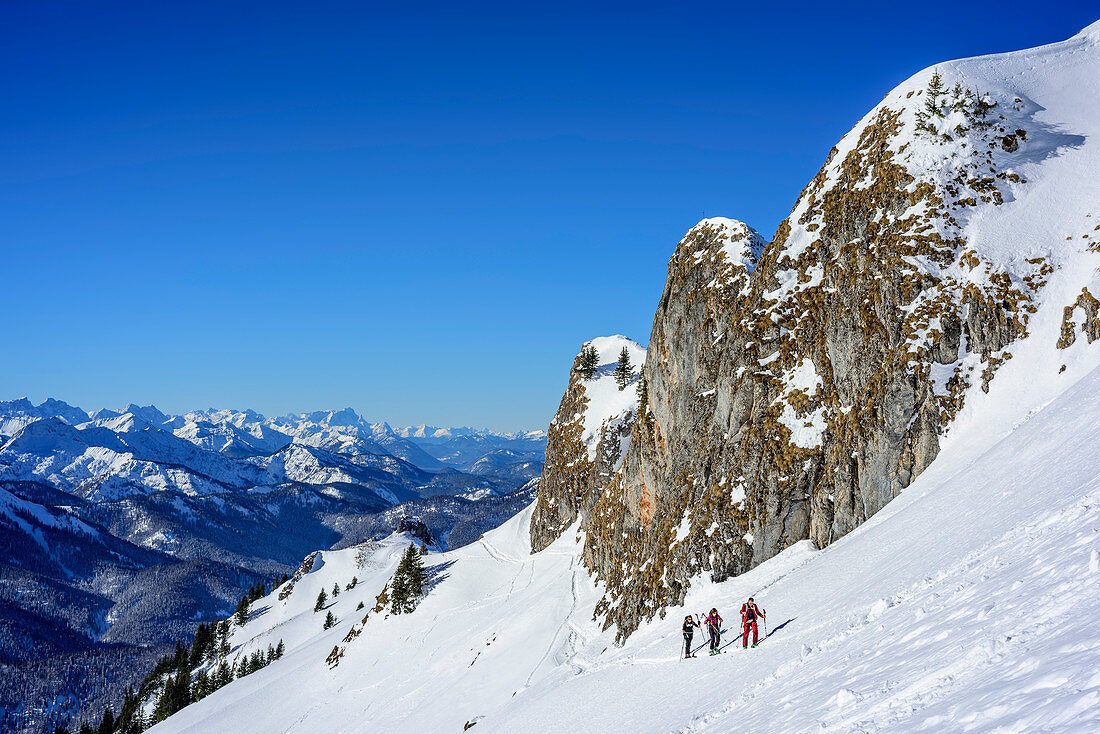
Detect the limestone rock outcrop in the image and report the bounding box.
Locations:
[530,336,646,552]
[533,60,1086,639]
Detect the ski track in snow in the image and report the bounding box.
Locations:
[681,486,1100,733]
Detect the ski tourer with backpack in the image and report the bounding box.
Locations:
[703,608,723,655]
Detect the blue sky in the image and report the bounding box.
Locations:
[2,1,1095,431]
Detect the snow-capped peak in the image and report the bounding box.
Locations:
[685,217,765,273]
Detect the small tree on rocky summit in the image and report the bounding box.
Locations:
[915,69,948,136]
[323,611,337,630]
[577,344,599,380]
[314,589,327,612]
[613,347,634,390]
[925,69,945,117]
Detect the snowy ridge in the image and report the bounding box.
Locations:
[572,335,646,461]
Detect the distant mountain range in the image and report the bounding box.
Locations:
[0,397,544,734]
[0,398,545,501]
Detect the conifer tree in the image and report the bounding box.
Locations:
[323,610,337,629]
[214,661,233,688]
[153,673,185,723]
[405,545,424,601]
[577,344,599,380]
[389,560,408,614]
[97,706,115,734]
[192,670,210,702]
[390,543,425,614]
[973,91,996,128]
[275,639,285,659]
[613,347,634,390]
[950,82,966,111]
[235,596,249,626]
[314,589,327,612]
[332,583,340,597]
[172,640,187,667]
[189,621,215,667]
[215,619,231,658]
[114,686,140,734]
[925,69,945,118]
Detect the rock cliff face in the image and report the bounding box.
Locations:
[534,43,1095,639]
[530,336,645,552]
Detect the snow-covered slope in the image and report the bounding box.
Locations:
[147,361,1100,733]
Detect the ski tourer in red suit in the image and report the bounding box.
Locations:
[740,597,765,648]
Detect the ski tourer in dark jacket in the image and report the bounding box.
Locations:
[681,615,698,658]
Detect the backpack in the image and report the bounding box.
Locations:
[744,604,756,623]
